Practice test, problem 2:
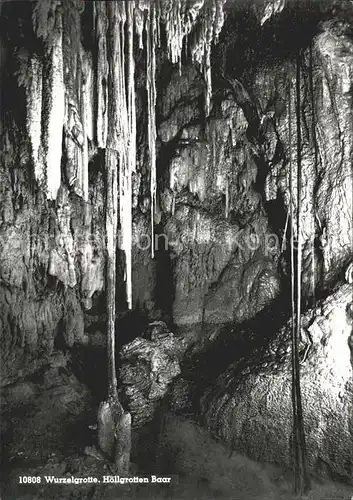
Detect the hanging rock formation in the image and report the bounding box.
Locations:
[0,0,352,484]
[200,282,353,481]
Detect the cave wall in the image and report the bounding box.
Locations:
[0,1,107,384]
[252,23,353,291]
[158,65,281,330]
[153,6,353,339]
[201,283,353,480]
[0,0,352,390]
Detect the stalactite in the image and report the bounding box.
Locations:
[204,1,216,117]
[261,0,286,25]
[290,53,310,496]
[81,53,94,202]
[157,0,226,116]
[100,2,132,473]
[156,0,161,47]
[105,0,124,396]
[93,1,96,39]
[190,0,226,116]
[105,146,118,397]
[105,1,134,311]
[309,42,318,308]
[162,0,182,64]
[125,0,136,309]
[135,6,144,50]
[288,73,298,497]
[96,2,108,149]
[146,6,157,259]
[64,96,84,197]
[26,55,45,185]
[225,176,229,219]
[32,0,57,44]
[82,53,94,143]
[281,210,290,252]
[45,9,65,201]
[204,46,212,117]
[172,191,176,216]
[81,101,89,202]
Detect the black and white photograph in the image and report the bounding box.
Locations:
[0,0,352,498]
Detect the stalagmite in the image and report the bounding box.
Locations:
[146,6,158,258]
[45,10,65,200]
[26,55,45,185]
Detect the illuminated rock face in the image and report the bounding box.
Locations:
[0,174,106,384]
[156,17,353,328]
[251,24,353,294]
[201,284,353,480]
[156,8,353,481]
[157,64,281,329]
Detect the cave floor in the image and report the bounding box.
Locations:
[1,369,352,500]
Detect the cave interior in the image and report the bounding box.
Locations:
[0,0,353,499]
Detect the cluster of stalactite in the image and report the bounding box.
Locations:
[260,0,286,25]
[21,2,229,471]
[287,49,318,495]
[23,0,228,308]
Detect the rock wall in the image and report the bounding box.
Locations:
[201,282,353,480]
[193,5,353,481]
[0,1,107,384]
[251,21,353,292]
[154,8,352,336]
[0,1,352,396]
[166,2,353,482]
[158,66,281,331]
[0,139,106,384]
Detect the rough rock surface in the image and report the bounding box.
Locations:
[1,0,352,387]
[250,20,353,293]
[159,66,281,330]
[0,159,105,384]
[200,283,353,481]
[119,322,186,428]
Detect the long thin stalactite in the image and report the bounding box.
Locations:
[146,5,158,259]
[309,42,318,308]
[290,51,310,495]
[27,0,227,304]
